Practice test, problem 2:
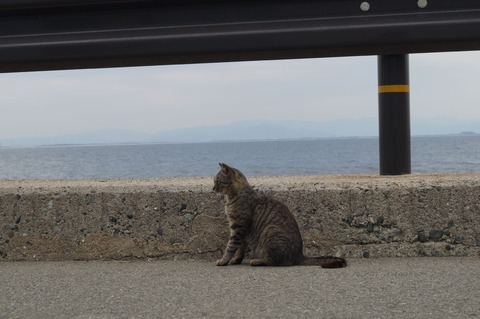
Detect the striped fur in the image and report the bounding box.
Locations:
[213,163,347,268]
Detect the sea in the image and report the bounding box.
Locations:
[0,135,479,180]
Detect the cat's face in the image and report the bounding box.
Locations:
[213,163,247,194]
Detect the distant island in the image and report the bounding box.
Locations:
[0,118,479,147]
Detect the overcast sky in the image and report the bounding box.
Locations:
[1,50,479,140]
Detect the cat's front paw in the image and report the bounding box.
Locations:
[216,258,229,266]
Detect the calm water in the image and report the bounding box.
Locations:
[0,136,479,180]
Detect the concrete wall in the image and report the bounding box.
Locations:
[1,174,479,261]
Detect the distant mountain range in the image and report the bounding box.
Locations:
[1,118,479,147]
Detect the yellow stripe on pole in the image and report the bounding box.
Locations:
[378,84,410,93]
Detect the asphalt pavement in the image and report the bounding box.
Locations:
[1,257,479,319]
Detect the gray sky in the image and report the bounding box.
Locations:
[1,50,479,140]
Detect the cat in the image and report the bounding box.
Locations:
[213,163,347,268]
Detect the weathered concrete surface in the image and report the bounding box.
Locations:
[1,258,480,318]
[1,174,480,261]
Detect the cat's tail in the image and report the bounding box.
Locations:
[301,256,347,268]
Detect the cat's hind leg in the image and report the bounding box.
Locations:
[250,258,276,266]
[250,246,294,266]
[249,243,282,266]
[250,252,292,266]
[249,225,298,267]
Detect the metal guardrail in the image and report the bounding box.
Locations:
[1,0,480,72]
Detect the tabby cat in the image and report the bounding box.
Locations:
[213,163,347,268]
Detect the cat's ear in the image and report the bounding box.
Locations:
[219,163,231,174]
[218,163,228,173]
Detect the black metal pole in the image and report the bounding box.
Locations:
[378,54,411,175]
